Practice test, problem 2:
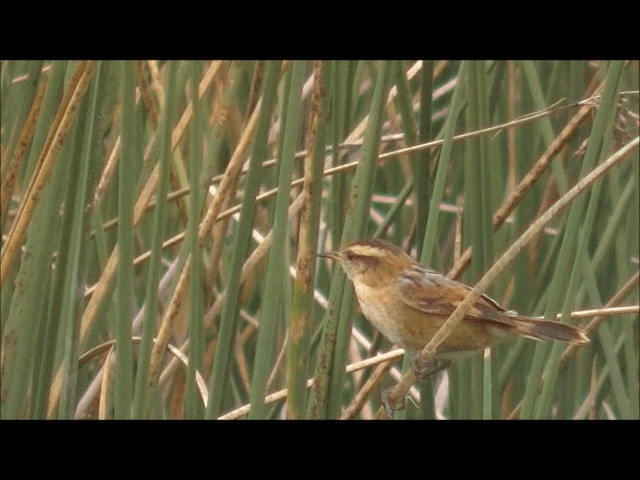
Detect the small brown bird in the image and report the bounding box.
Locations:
[319,239,589,377]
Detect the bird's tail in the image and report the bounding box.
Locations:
[510,316,589,344]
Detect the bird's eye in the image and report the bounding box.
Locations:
[346,252,356,262]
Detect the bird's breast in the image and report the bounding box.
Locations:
[353,283,408,347]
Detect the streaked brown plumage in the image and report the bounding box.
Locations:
[319,239,589,366]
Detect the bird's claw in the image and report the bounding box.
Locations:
[411,356,450,380]
[381,387,406,417]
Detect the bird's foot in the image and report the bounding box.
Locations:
[411,356,450,380]
[381,387,406,417]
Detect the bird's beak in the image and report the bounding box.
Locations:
[317,251,341,261]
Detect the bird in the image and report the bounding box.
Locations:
[318,239,589,379]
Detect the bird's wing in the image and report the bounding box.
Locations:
[396,266,510,324]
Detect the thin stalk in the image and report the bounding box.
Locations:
[185,61,205,419]
[248,61,305,419]
[205,61,282,418]
[288,61,329,418]
[131,61,178,418]
[113,60,137,419]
